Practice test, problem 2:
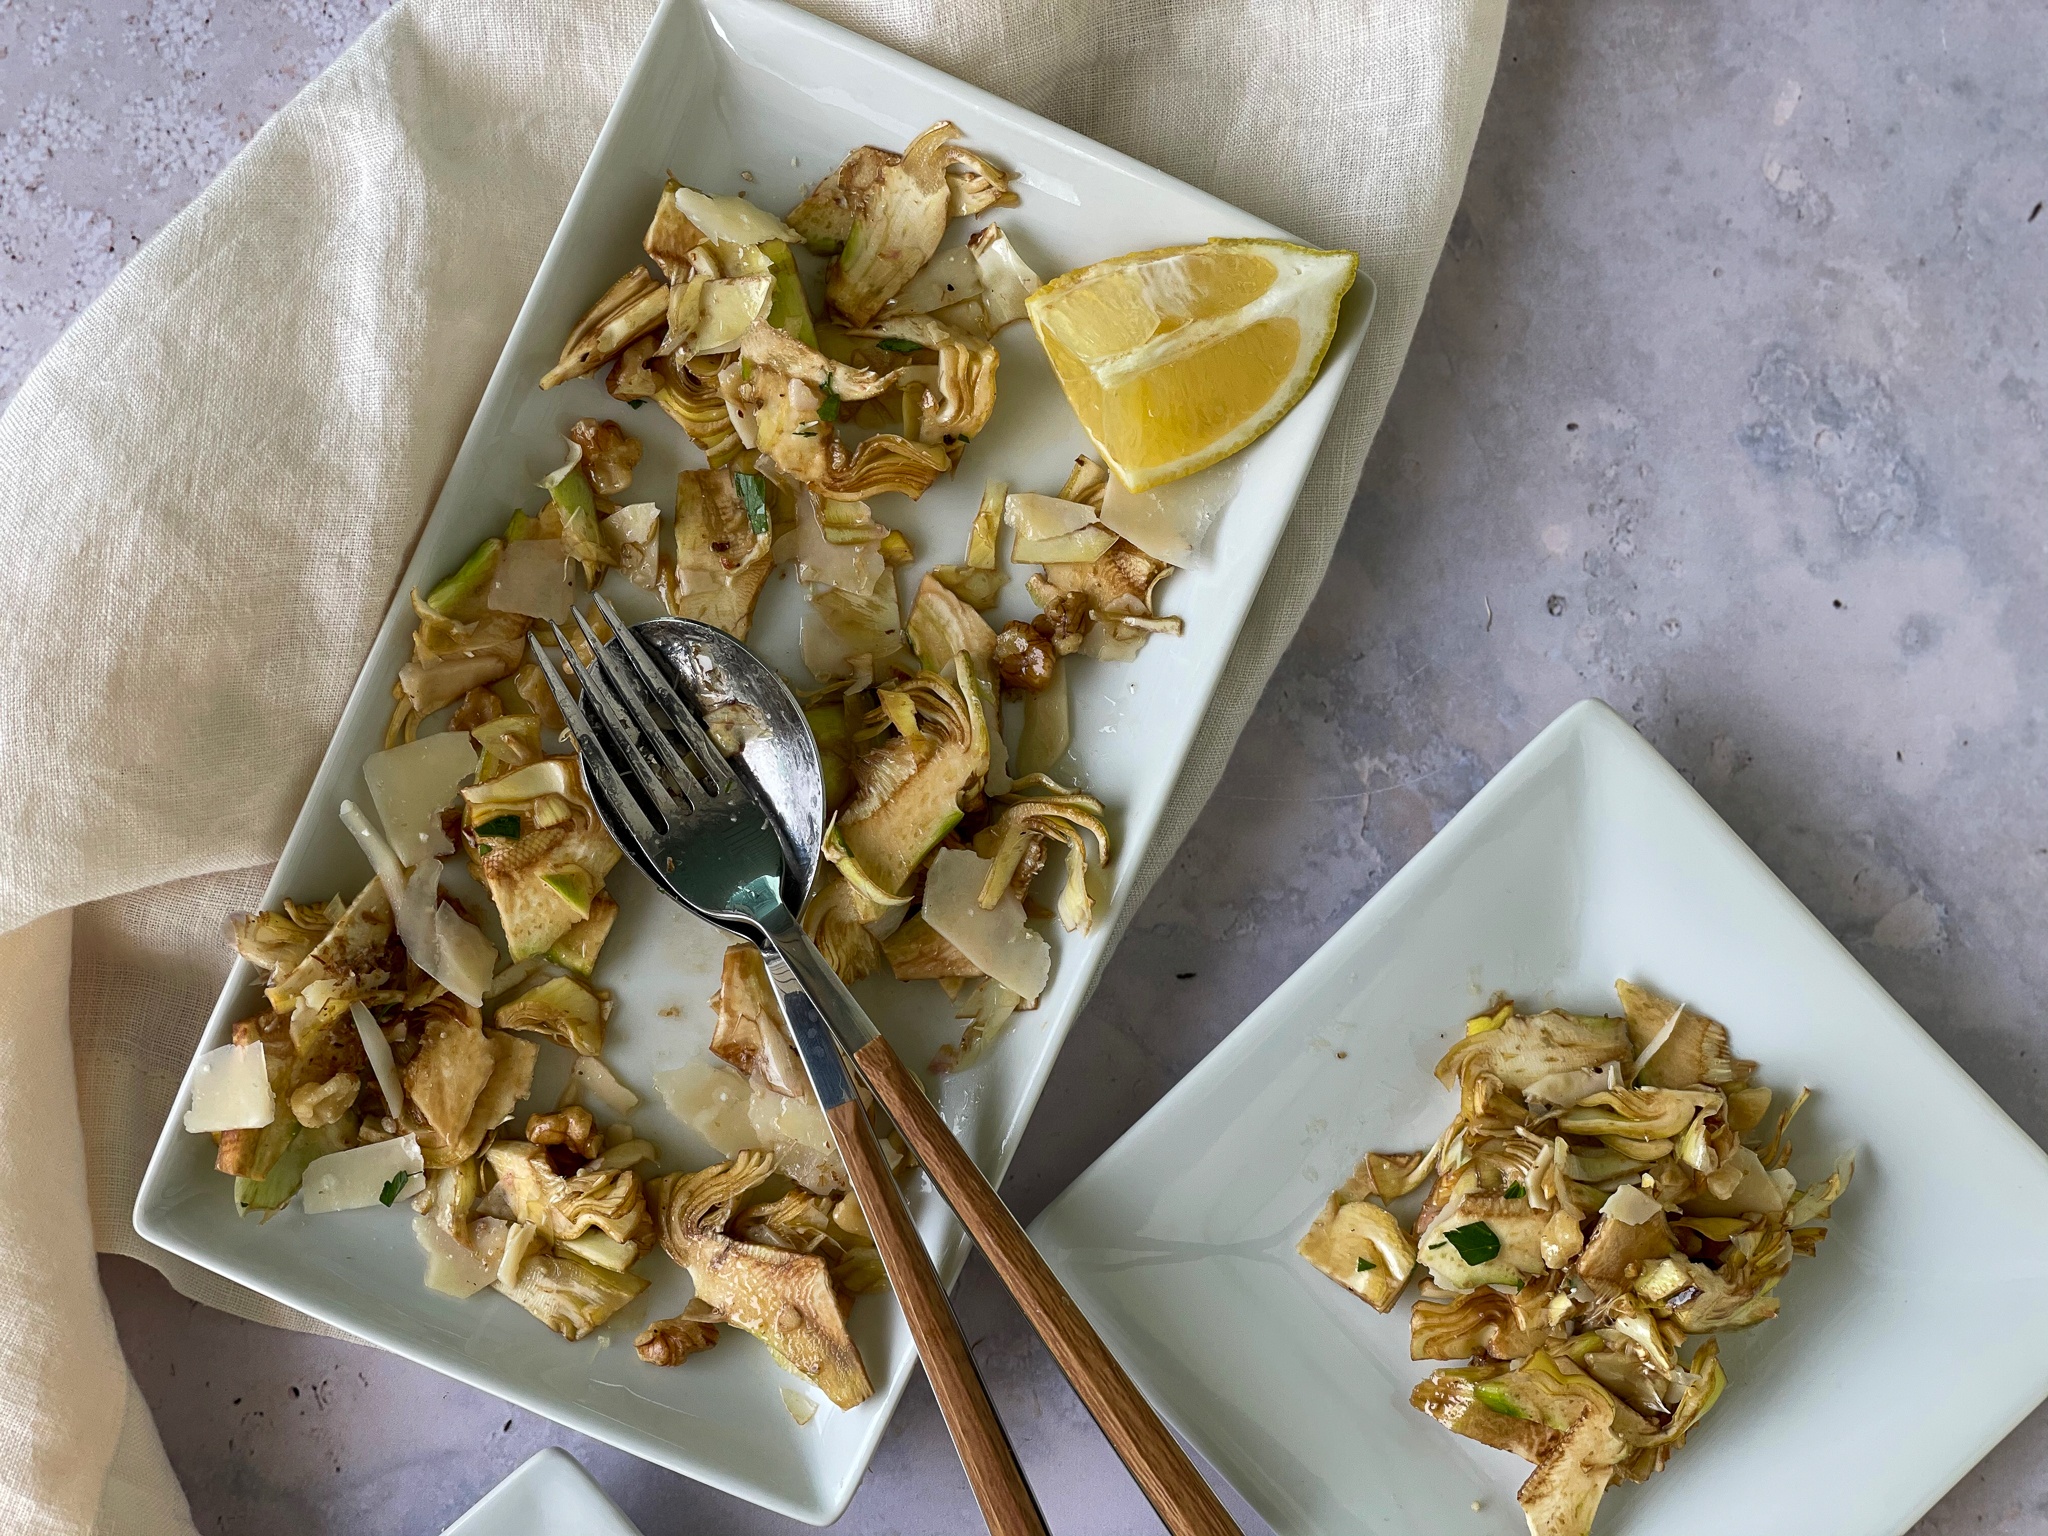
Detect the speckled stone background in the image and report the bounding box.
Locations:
[9,0,2044,1531]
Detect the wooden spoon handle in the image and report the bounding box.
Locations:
[855,1035,1243,1536]
[825,1092,1047,1536]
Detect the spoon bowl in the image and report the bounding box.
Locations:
[587,615,824,928]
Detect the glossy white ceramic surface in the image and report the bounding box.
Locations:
[441,1448,642,1536]
[1030,698,2048,1536]
[130,0,1372,1522]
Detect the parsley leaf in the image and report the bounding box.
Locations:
[378,1170,411,1207]
[733,472,773,536]
[1354,1257,1376,1273]
[1505,1181,1526,1200]
[875,336,921,353]
[817,372,841,423]
[1440,1221,1502,1265]
[475,814,522,841]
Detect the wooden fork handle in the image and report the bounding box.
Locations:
[825,1092,1047,1536]
[854,1035,1243,1536]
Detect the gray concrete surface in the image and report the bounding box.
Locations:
[14,0,2046,1530]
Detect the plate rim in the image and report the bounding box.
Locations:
[132,0,1376,1520]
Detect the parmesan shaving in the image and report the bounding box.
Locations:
[350,1001,405,1122]
[301,1134,423,1214]
[182,1042,276,1133]
[1633,1002,1687,1079]
[1600,1182,1665,1226]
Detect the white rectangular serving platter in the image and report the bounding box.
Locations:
[443,1449,642,1536]
[133,0,1372,1521]
[1030,700,2048,1536]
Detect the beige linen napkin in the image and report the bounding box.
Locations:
[0,0,1505,1528]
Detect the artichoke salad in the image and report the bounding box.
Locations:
[186,121,1222,1412]
[1298,983,1853,1536]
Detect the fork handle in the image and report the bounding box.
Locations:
[852,1036,1244,1536]
[822,1081,1046,1536]
[762,920,1241,1536]
[765,969,1046,1536]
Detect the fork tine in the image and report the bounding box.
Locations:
[525,636,660,847]
[591,591,738,793]
[571,607,708,801]
[548,622,705,816]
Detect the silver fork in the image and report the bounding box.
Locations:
[525,611,1048,1536]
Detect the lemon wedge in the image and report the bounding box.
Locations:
[1026,238,1358,491]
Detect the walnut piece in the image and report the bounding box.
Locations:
[992,621,1056,692]
[566,418,643,498]
[635,1316,720,1366]
[526,1104,601,1161]
[290,1072,360,1129]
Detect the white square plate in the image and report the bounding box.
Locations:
[1029,699,2048,1536]
[443,1449,642,1536]
[131,0,1372,1522]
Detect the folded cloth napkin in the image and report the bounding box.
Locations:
[0,0,1504,1529]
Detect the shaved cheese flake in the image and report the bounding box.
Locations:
[433,904,497,1007]
[1634,1002,1687,1078]
[498,1220,541,1288]
[364,731,478,865]
[485,956,546,1000]
[750,1085,835,1166]
[301,1134,423,1214]
[182,1042,276,1133]
[1004,493,1097,541]
[674,185,802,246]
[340,801,495,1006]
[655,1060,756,1155]
[486,538,575,622]
[414,1214,495,1298]
[1098,458,1240,567]
[781,1387,819,1425]
[920,848,1050,1001]
[880,244,982,317]
[350,1002,406,1120]
[1601,1182,1665,1226]
[1013,524,1118,566]
[340,797,407,902]
[572,1054,640,1116]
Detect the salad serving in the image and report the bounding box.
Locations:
[1298,982,1854,1536]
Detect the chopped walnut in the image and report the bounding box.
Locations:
[290,1072,360,1129]
[566,418,643,497]
[636,1316,720,1366]
[526,1105,601,1161]
[992,621,1056,692]
[1026,583,1090,655]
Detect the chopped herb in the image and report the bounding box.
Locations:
[1440,1221,1502,1266]
[475,814,522,841]
[378,1171,411,1207]
[875,336,921,353]
[628,398,645,409]
[1354,1257,1376,1273]
[1505,1182,1526,1200]
[817,373,841,423]
[1474,1384,1531,1420]
[733,472,772,536]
